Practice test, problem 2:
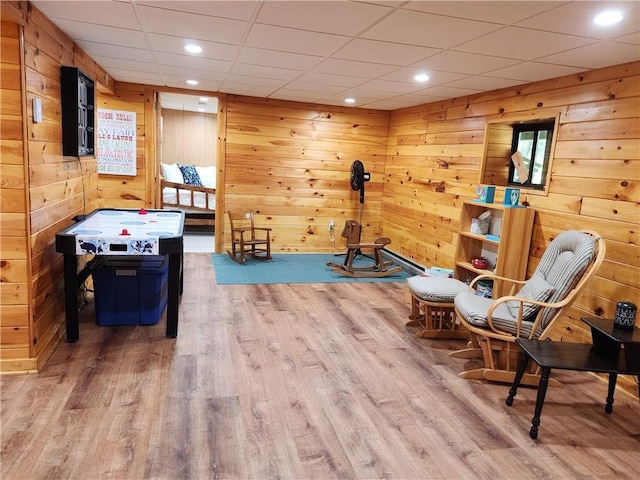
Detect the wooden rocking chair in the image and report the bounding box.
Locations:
[326,220,402,278]
[450,229,606,386]
[227,210,272,264]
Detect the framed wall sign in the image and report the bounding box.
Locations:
[97,109,137,176]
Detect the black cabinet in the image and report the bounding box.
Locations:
[61,66,95,157]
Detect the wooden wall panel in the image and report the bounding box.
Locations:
[0,15,31,369]
[0,1,114,372]
[96,83,151,209]
[224,95,390,253]
[383,61,640,352]
[161,109,217,167]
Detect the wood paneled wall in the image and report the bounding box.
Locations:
[383,62,640,352]
[96,83,153,210]
[161,109,217,168]
[0,1,114,372]
[0,19,32,371]
[2,1,638,395]
[224,95,390,252]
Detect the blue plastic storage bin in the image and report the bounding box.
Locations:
[91,256,168,326]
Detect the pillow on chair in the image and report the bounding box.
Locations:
[178,164,203,186]
[507,274,556,320]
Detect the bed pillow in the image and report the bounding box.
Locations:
[161,163,184,183]
[507,274,556,320]
[196,166,216,188]
[178,164,203,186]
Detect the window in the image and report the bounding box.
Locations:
[481,113,559,196]
[509,123,554,189]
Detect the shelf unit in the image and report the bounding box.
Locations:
[455,199,535,298]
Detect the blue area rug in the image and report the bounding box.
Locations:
[211,253,410,285]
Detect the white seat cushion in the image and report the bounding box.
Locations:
[407,276,468,303]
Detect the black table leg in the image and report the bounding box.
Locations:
[605,373,617,414]
[530,366,552,439]
[166,252,181,338]
[63,254,79,342]
[506,351,530,406]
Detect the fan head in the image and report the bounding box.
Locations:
[350,160,370,191]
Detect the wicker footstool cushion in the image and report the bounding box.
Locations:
[407,276,469,302]
[406,276,470,339]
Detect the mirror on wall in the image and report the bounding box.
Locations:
[480,113,560,196]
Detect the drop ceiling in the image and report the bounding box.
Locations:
[32,1,640,111]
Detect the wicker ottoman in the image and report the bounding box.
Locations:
[406,276,469,339]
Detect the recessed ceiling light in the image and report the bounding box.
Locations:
[186,79,198,86]
[414,73,430,83]
[199,97,209,102]
[594,10,623,26]
[198,108,205,112]
[345,98,356,104]
[185,44,202,54]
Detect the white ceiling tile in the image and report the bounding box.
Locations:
[90,55,159,73]
[454,27,597,60]
[361,9,501,49]
[230,63,303,81]
[357,79,426,94]
[615,31,640,45]
[360,98,419,110]
[137,4,250,44]
[295,72,367,88]
[516,1,640,40]
[245,24,350,56]
[137,1,260,21]
[538,40,640,69]
[323,91,384,104]
[236,47,322,70]
[104,68,164,84]
[147,34,240,61]
[268,90,324,102]
[392,92,451,103]
[163,76,222,92]
[158,65,227,82]
[256,1,393,36]
[413,51,520,75]
[280,81,345,95]
[223,75,289,89]
[53,19,148,49]
[28,0,640,110]
[312,58,397,78]
[154,52,231,73]
[413,85,483,99]
[75,41,154,63]
[34,0,140,29]
[223,84,280,97]
[379,68,468,85]
[334,39,440,65]
[404,1,565,24]
[484,62,585,82]
[445,76,524,91]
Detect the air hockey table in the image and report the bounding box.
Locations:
[55,208,185,342]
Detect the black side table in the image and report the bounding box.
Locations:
[506,317,640,439]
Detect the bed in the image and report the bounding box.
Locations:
[160,163,216,226]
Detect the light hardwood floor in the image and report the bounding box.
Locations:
[1,253,639,479]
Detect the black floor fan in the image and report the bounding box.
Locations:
[349,159,370,255]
